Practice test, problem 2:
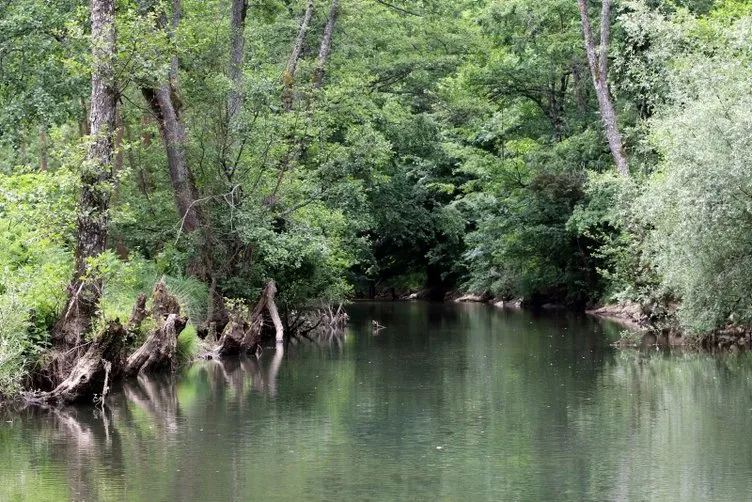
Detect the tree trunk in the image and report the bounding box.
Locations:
[140,0,202,233]
[577,0,629,176]
[244,280,284,345]
[142,84,202,233]
[39,123,48,172]
[313,0,338,89]
[126,280,186,375]
[125,314,186,375]
[125,293,148,336]
[282,0,314,111]
[53,0,117,348]
[79,97,90,138]
[36,321,127,405]
[227,0,248,121]
[216,280,283,357]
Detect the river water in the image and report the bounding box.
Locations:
[2,301,752,501]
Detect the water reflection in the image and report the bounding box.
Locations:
[2,303,752,501]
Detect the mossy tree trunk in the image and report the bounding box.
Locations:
[53,0,117,348]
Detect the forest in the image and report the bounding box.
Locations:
[1,0,751,400]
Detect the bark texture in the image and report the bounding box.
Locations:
[282,0,314,111]
[53,0,117,347]
[217,280,283,356]
[126,280,186,375]
[125,314,186,375]
[142,84,202,232]
[577,0,629,176]
[38,321,127,405]
[313,0,338,89]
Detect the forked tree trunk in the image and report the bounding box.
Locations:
[217,280,283,357]
[577,0,629,176]
[53,0,118,348]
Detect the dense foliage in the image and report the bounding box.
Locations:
[0,0,750,394]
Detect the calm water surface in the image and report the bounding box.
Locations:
[3,302,752,501]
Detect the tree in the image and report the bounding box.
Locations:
[577,0,629,176]
[282,0,314,112]
[313,0,338,89]
[227,0,249,121]
[53,0,118,347]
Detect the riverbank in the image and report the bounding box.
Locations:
[444,293,752,354]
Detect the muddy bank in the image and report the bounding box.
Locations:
[586,302,647,331]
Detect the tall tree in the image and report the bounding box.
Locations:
[282,0,314,111]
[54,0,117,347]
[141,0,202,233]
[577,0,629,176]
[313,0,338,89]
[227,0,248,121]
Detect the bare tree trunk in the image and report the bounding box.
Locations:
[170,0,180,85]
[53,0,118,347]
[271,0,317,202]
[577,0,629,176]
[282,0,313,111]
[142,84,202,232]
[79,97,90,138]
[39,123,48,172]
[313,0,338,89]
[140,112,152,147]
[227,0,248,121]
[245,280,284,345]
[114,117,124,175]
[140,0,202,233]
[126,280,185,376]
[216,280,283,356]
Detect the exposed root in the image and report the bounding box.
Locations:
[29,321,127,405]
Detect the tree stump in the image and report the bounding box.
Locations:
[125,314,186,375]
[33,321,127,405]
[216,280,282,358]
[125,279,186,375]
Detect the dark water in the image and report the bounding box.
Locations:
[3,302,752,501]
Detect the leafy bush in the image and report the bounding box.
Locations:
[464,170,600,306]
[641,44,752,332]
[0,288,30,398]
[568,172,661,305]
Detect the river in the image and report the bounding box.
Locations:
[2,301,752,501]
